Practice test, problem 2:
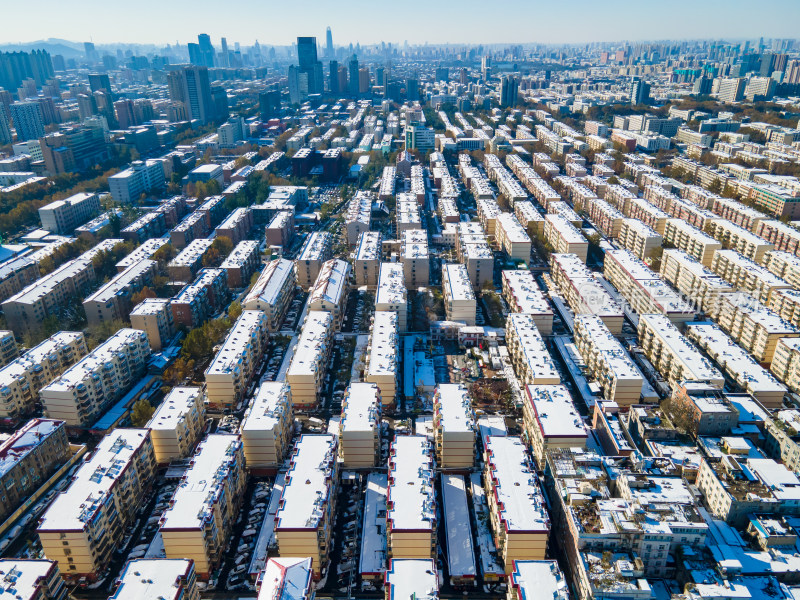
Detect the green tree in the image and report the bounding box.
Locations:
[228,300,243,320]
[131,398,154,427]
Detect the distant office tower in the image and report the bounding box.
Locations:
[9,101,45,141]
[786,59,800,85]
[460,68,469,85]
[326,27,334,58]
[288,65,308,104]
[197,33,215,68]
[338,65,348,95]
[167,65,217,123]
[83,42,98,62]
[259,88,280,120]
[0,104,11,144]
[435,67,449,82]
[220,37,230,68]
[76,94,96,120]
[348,54,360,97]
[88,73,112,97]
[630,77,651,105]
[114,99,136,129]
[500,75,518,107]
[0,50,54,93]
[297,37,323,94]
[406,77,419,102]
[329,60,339,94]
[693,76,713,95]
[717,77,746,103]
[359,67,370,94]
[187,43,203,66]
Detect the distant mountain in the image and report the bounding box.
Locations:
[0,39,84,57]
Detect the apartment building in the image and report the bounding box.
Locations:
[38,192,101,234]
[0,560,67,600]
[168,238,214,282]
[215,207,253,246]
[145,386,205,464]
[38,429,156,580]
[617,218,663,262]
[308,259,350,331]
[129,299,174,352]
[685,322,786,408]
[365,310,399,407]
[433,383,475,469]
[384,560,438,600]
[660,249,733,314]
[0,256,40,304]
[483,436,549,571]
[638,313,724,388]
[160,434,245,578]
[344,190,373,246]
[2,255,97,336]
[275,434,339,578]
[115,238,169,272]
[240,381,293,470]
[604,248,696,325]
[0,419,70,522]
[205,310,268,409]
[82,259,157,327]
[496,213,532,262]
[442,263,476,326]
[352,231,382,289]
[375,262,408,332]
[506,313,560,385]
[170,213,207,250]
[242,258,295,332]
[0,331,88,419]
[265,210,294,249]
[256,558,313,600]
[508,561,569,600]
[501,269,553,335]
[0,330,17,367]
[663,219,721,267]
[396,193,422,237]
[339,382,381,468]
[400,229,429,289]
[769,288,800,330]
[711,249,790,305]
[287,311,334,408]
[220,240,260,288]
[772,337,800,394]
[523,384,587,468]
[387,435,436,559]
[573,315,644,407]
[763,410,800,474]
[544,214,588,262]
[623,197,669,235]
[705,219,774,263]
[549,253,624,334]
[169,269,228,329]
[696,456,800,526]
[296,231,333,290]
[763,251,800,290]
[754,220,800,256]
[40,329,151,427]
[712,293,799,364]
[587,198,625,239]
[111,559,199,600]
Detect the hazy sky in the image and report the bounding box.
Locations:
[3,0,799,47]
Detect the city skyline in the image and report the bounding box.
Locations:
[2,0,800,47]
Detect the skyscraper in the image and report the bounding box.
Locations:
[297,37,324,95]
[0,50,54,93]
[0,104,11,145]
[9,101,45,141]
[197,34,215,68]
[348,55,360,97]
[220,37,230,68]
[167,65,217,123]
[500,75,518,108]
[630,77,651,105]
[406,78,419,102]
[88,73,112,98]
[326,27,334,59]
[329,61,339,94]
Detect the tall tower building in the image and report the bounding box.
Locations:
[167,65,217,123]
[0,103,11,144]
[630,77,651,105]
[329,61,339,94]
[348,54,360,97]
[197,34,215,68]
[326,27,334,58]
[9,101,45,141]
[297,37,323,95]
[500,75,518,108]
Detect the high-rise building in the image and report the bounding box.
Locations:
[88,73,112,97]
[9,101,45,141]
[297,36,323,94]
[348,54,360,97]
[167,65,217,123]
[259,88,280,120]
[0,50,54,93]
[406,78,419,101]
[326,26,334,58]
[500,75,519,107]
[187,43,203,66]
[0,103,11,144]
[329,60,339,94]
[359,67,370,94]
[717,77,746,103]
[630,77,651,105]
[83,42,98,63]
[197,33,215,68]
